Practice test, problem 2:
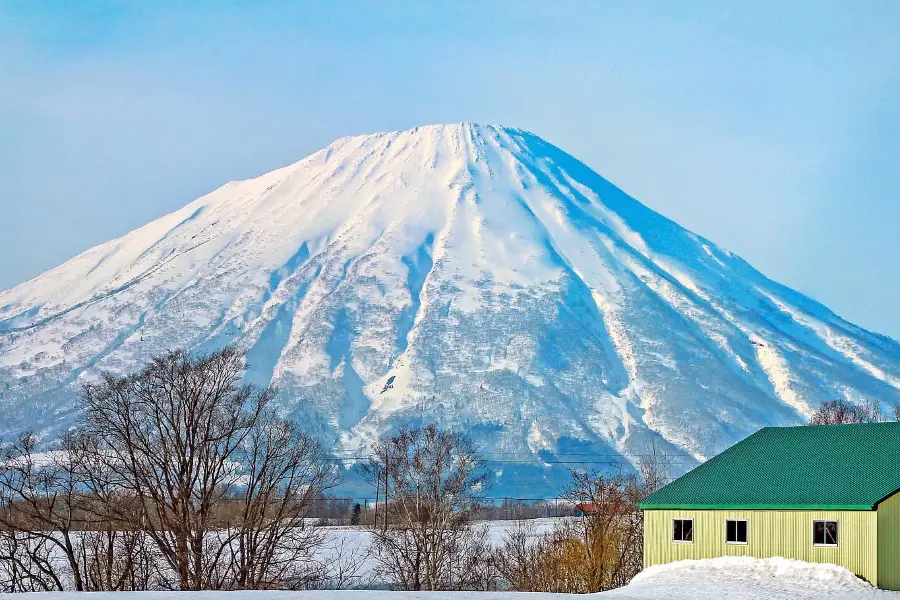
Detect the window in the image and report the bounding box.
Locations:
[813,520,838,546]
[726,519,748,544]
[673,518,693,543]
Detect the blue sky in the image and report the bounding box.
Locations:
[1,1,899,338]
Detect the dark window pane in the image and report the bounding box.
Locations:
[825,522,838,545]
[814,521,825,545]
[674,520,683,541]
[683,520,693,541]
[726,520,747,543]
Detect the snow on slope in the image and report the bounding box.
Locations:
[2,123,900,494]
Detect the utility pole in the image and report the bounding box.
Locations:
[383,448,390,532]
[373,488,379,530]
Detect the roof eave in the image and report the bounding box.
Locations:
[639,503,875,511]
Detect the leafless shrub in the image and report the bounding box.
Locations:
[305,534,375,590]
[494,468,652,593]
[74,528,160,591]
[563,469,644,590]
[493,520,549,591]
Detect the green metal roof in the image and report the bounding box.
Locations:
[640,423,900,510]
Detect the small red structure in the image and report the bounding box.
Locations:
[573,502,599,517]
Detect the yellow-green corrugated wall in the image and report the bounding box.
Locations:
[878,493,900,590]
[644,509,878,585]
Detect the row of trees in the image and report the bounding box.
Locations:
[0,345,673,593]
[809,398,900,425]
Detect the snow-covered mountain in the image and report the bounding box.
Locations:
[2,123,899,494]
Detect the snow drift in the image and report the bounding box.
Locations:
[628,556,873,590]
[2,123,900,494]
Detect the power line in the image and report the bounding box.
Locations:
[328,451,692,458]
[325,455,696,465]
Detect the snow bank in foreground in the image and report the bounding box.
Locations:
[604,556,885,600]
[631,556,873,590]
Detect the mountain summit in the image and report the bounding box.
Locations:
[2,123,899,492]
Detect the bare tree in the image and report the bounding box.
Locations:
[214,414,338,589]
[360,424,491,590]
[0,432,86,591]
[637,440,673,497]
[0,431,162,592]
[71,430,163,591]
[563,469,644,590]
[78,346,337,590]
[75,527,159,592]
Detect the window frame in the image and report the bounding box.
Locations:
[725,518,749,545]
[812,519,839,547]
[672,518,694,544]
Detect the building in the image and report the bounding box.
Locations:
[573,502,600,517]
[640,423,900,590]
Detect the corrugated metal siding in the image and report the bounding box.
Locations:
[644,509,878,585]
[878,493,900,590]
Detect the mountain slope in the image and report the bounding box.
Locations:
[2,123,899,493]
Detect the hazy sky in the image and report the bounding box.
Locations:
[1,1,899,338]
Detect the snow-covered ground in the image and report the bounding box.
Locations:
[313,519,558,584]
[2,557,894,599]
[237,523,900,598]
[604,557,890,599]
[316,526,900,598]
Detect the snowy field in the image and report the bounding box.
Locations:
[304,524,900,598]
[4,557,895,599]
[312,519,558,585]
[1,522,893,597]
